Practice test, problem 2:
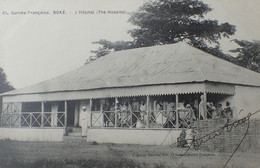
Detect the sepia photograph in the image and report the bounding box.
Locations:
[0,0,260,167]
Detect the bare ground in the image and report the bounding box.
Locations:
[0,139,259,168]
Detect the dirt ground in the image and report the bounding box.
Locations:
[0,139,259,168]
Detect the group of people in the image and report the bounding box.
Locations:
[101,98,148,128]
[92,96,234,128]
[101,98,177,128]
[102,98,196,128]
[176,101,233,148]
[199,96,233,120]
[117,99,148,128]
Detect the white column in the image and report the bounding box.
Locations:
[176,94,179,128]
[203,91,207,119]
[115,97,118,128]
[100,99,103,127]
[64,101,68,135]
[89,99,92,127]
[146,96,150,128]
[41,102,44,127]
[115,97,117,128]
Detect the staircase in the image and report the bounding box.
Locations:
[68,127,82,136]
[63,127,87,143]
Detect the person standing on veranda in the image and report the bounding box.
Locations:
[199,95,206,120]
[81,106,88,137]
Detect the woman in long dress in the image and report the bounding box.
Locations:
[136,101,146,128]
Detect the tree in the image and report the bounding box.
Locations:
[230,40,260,72]
[0,67,14,94]
[91,0,236,59]
[90,40,135,59]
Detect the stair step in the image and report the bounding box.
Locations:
[68,132,82,137]
[63,136,87,143]
[67,127,82,132]
[72,128,82,133]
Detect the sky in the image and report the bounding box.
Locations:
[0,0,259,89]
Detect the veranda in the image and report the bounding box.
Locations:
[1,92,231,131]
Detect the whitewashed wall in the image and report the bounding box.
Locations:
[0,128,64,141]
[220,85,260,119]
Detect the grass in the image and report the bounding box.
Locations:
[0,140,259,168]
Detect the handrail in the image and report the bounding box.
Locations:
[89,108,197,129]
[90,109,193,129]
[0,112,65,128]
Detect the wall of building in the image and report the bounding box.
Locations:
[192,118,260,153]
[87,128,191,145]
[220,85,260,119]
[0,128,64,141]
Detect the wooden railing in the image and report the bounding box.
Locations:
[90,109,195,129]
[1,112,65,128]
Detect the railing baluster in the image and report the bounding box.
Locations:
[29,113,32,127]
[19,113,21,128]
[10,113,12,127]
[1,114,2,127]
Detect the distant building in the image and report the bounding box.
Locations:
[1,42,260,145]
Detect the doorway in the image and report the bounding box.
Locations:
[67,100,80,127]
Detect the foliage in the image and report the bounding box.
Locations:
[0,67,14,94]
[230,40,260,72]
[128,0,235,46]
[90,0,236,60]
[90,40,135,58]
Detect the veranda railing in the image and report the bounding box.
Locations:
[1,112,65,128]
[90,109,195,129]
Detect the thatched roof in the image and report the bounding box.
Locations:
[3,42,260,96]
